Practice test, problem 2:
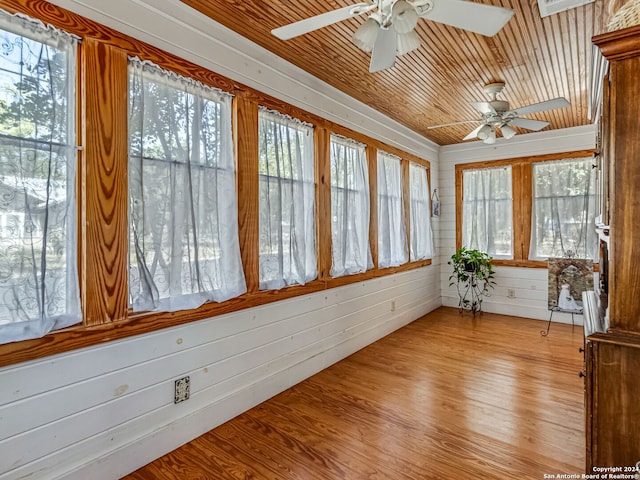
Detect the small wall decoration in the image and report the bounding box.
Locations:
[431,188,440,217]
[547,257,594,312]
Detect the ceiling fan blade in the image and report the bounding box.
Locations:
[508,97,570,117]
[419,0,514,37]
[272,3,376,40]
[369,27,397,72]
[427,119,480,129]
[463,124,484,140]
[471,102,496,115]
[509,117,549,131]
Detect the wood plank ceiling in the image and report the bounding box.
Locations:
[181,0,611,146]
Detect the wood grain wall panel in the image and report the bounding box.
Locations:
[589,336,640,469]
[454,165,464,252]
[402,159,411,259]
[593,26,640,333]
[367,146,378,269]
[82,38,129,326]
[587,25,640,473]
[607,55,640,333]
[512,162,533,261]
[519,163,533,262]
[235,95,260,293]
[315,127,332,281]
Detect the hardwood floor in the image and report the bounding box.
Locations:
[124,307,586,479]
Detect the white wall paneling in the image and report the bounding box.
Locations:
[0,0,599,478]
[0,268,440,479]
[0,2,443,479]
[438,125,597,324]
[0,1,442,478]
[429,157,441,264]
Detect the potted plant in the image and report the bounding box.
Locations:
[448,247,496,314]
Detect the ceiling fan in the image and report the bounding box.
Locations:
[271,0,514,73]
[428,81,571,144]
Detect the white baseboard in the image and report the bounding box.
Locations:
[441,295,584,326]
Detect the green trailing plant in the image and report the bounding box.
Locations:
[448,247,496,314]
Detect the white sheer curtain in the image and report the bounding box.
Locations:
[0,11,81,344]
[378,151,407,267]
[530,158,597,260]
[462,166,513,259]
[258,107,316,290]
[409,163,433,261]
[128,58,246,312]
[330,135,372,277]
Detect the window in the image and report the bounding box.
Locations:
[0,1,434,365]
[461,166,513,259]
[0,12,81,344]
[409,163,434,261]
[456,151,596,265]
[330,135,372,277]
[258,107,316,290]
[128,58,246,312]
[530,158,596,260]
[377,151,407,268]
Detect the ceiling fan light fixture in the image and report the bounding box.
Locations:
[483,128,497,144]
[477,123,493,140]
[500,123,516,139]
[396,30,420,56]
[392,0,419,34]
[353,17,380,52]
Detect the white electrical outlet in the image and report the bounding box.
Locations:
[507,289,516,299]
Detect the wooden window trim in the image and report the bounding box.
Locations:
[368,146,379,270]
[455,149,596,268]
[0,0,432,368]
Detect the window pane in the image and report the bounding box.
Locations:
[462,166,513,259]
[330,135,371,277]
[128,59,246,312]
[378,152,407,268]
[0,13,80,343]
[258,108,316,290]
[409,163,433,261]
[530,158,597,260]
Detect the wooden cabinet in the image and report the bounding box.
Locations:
[587,25,640,473]
[586,334,640,469]
[595,25,640,334]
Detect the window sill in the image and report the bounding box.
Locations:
[491,259,599,271]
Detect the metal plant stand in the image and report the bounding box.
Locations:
[457,272,486,315]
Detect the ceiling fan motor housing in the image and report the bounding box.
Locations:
[482,82,511,124]
[484,100,510,124]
